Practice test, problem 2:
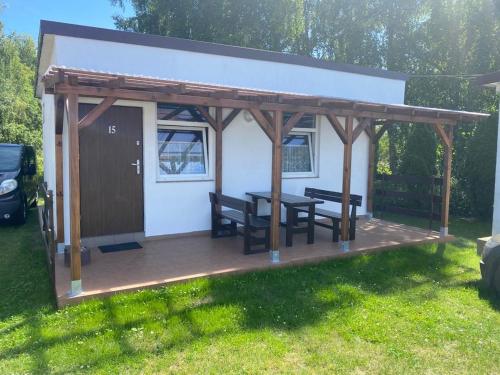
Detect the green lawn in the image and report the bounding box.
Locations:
[0,210,499,374]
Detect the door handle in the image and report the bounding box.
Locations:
[131,159,141,175]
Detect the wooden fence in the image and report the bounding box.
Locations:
[39,182,56,290]
[374,174,442,229]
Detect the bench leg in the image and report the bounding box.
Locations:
[230,221,237,236]
[332,219,340,242]
[211,213,219,238]
[307,204,315,244]
[243,225,251,254]
[349,218,356,240]
[211,220,218,238]
[292,208,299,226]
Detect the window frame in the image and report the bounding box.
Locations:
[156,120,211,182]
[282,116,319,179]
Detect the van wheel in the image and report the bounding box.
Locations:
[493,260,500,296]
[12,198,27,225]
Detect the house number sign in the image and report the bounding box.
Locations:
[108,125,117,134]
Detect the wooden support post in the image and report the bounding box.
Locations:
[66,93,82,296]
[440,125,453,237]
[215,107,223,212]
[55,134,64,243]
[55,95,65,245]
[270,110,283,262]
[366,122,376,218]
[340,116,354,251]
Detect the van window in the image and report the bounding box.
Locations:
[0,145,22,172]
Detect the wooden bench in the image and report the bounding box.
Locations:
[209,192,270,254]
[293,188,362,242]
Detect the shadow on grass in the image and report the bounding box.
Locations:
[461,279,500,312]
[1,213,498,372]
[0,244,458,368]
[203,243,477,331]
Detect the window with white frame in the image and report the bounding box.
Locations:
[282,113,317,177]
[157,103,210,180]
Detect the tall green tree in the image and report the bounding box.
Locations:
[0,20,41,150]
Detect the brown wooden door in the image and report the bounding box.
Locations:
[79,104,144,237]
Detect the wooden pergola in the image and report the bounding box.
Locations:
[43,67,488,295]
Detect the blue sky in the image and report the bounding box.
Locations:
[1,0,134,41]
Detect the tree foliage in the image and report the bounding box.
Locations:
[0,21,41,150]
[112,0,499,218]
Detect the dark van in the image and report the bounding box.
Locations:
[0,144,37,224]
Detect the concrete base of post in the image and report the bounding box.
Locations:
[57,243,66,254]
[440,227,448,237]
[340,241,350,252]
[270,250,280,263]
[68,279,82,297]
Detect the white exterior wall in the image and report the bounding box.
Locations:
[41,92,57,231]
[42,33,405,240]
[48,35,406,105]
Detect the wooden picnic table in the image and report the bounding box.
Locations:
[245,192,324,247]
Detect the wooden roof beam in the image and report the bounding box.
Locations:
[51,83,467,126]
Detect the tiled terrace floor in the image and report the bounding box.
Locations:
[55,218,450,306]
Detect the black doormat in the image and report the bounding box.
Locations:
[99,242,143,253]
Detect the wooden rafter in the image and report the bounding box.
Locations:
[282,112,305,137]
[249,108,275,141]
[78,97,117,129]
[326,113,347,144]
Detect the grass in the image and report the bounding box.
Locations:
[0,210,499,374]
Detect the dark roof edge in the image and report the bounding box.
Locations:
[474,71,500,86]
[39,20,409,81]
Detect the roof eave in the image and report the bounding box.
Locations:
[38,20,410,82]
[474,71,500,87]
